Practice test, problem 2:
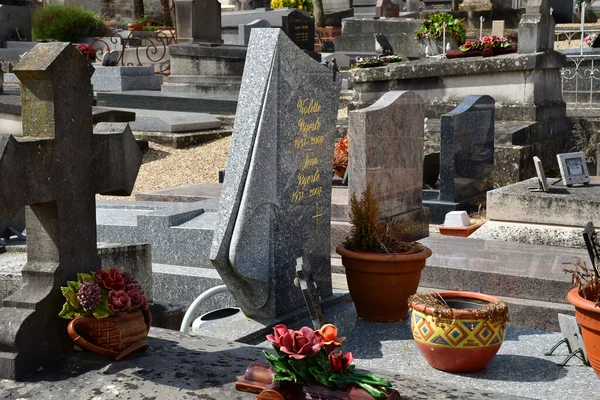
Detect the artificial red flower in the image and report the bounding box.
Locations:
[128,289,147,310]
[279,327,324,359]
[328,350,353,373]
[266,324,292,347]
[96,268,125,291]
[317,323,345,353]
[107,290,131,314]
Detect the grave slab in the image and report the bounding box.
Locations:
[0,326,557,400]
[91,66,163,92]
[106,108,221,132]
[471,176,600,247]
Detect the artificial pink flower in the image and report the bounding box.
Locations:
[108,290,131,314]
[279,327,324,359]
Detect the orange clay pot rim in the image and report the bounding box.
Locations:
[567,287,600,314]
[410,290,503,319]
[335,244,432,262]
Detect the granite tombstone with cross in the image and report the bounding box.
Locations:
[210,29,341,319]
[0,42,142,380]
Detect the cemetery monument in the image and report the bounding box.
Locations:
[0,42,142,380]
[210,29,341,319]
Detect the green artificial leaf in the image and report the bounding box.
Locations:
[58,301,78,319]
[309,367,332,387]
[353,382,388,400]
[77,272,95,282]
[288,358,311,382]
[273,372,295,382]
[263,351,293,375]
[66,280,80,294]
[61,286,81,310]
[92,303,111,319]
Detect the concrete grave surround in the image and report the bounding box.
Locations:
[348,91,429,239]
[210,29,341,319]
[91,66,162,92]
[176,0,223,43]
[0,43,142,380]
[103,109,222,133]
[471,176,600,248]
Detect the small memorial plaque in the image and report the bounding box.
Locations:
[557,152,590,186]
[533,156,548,192]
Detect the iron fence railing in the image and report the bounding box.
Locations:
[562,54,600,109]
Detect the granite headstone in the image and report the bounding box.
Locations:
[210,29,341,319]
[281,11,315,51]
[439,95,495,203]
[238,19,272,46]
[348,91,428,240]
[175,0,223,43]
[0,42,142,380]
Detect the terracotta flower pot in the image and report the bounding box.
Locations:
[67,308,152,360]
[336,244,432,322]
[567,287,600,378]
[437,222,484,237]
[409,291,508,373]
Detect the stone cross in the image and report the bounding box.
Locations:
[0,42,141,380]
[518,0,555,53]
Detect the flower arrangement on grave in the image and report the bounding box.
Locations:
[262,323,393,399]
[270,0,313,13]
[76,43,96,62]
[354,56,385,68]
[585,33,598,47]
[59,268,151,360]
[333,134,348,178]
[415,12,466,45]
[59,268,148,319]
[459,35,511,52]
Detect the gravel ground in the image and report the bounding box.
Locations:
[97,135,231,201]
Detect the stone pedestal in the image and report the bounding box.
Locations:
[518,0,554,54]
[162,44,246,96]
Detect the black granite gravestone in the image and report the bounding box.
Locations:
[282,11,315,51]
[423,95,495,224]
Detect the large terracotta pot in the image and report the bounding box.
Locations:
[67,308,152,360]
[409,291,508,373]
[336,244,432,321]
[567,286,600,377]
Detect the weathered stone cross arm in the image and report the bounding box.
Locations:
[0,125,141,217]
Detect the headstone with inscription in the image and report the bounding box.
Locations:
[210,29,341,319]
[282,11,315,51]
[348,91,429,240]
[424,95,495,223]
[491,20,505,38]
[0,42,142,380]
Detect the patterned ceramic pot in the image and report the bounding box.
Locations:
[410,291,508,372]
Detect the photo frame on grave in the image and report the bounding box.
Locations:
[532,156,549,192]
[582,221,600,278]
[557,152,590,186]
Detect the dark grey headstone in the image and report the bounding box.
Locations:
[210,29,341,319]
[175,0,223,43]
[440,95,495,203]
[281,11,315,51]
[0,42,142,380]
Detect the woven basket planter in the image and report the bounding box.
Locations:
[67,308,152,360]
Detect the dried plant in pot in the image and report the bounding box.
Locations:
[335,184,432,322]
[565,257,600,377]
[408,291,508,372]
[59,268,152,360]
